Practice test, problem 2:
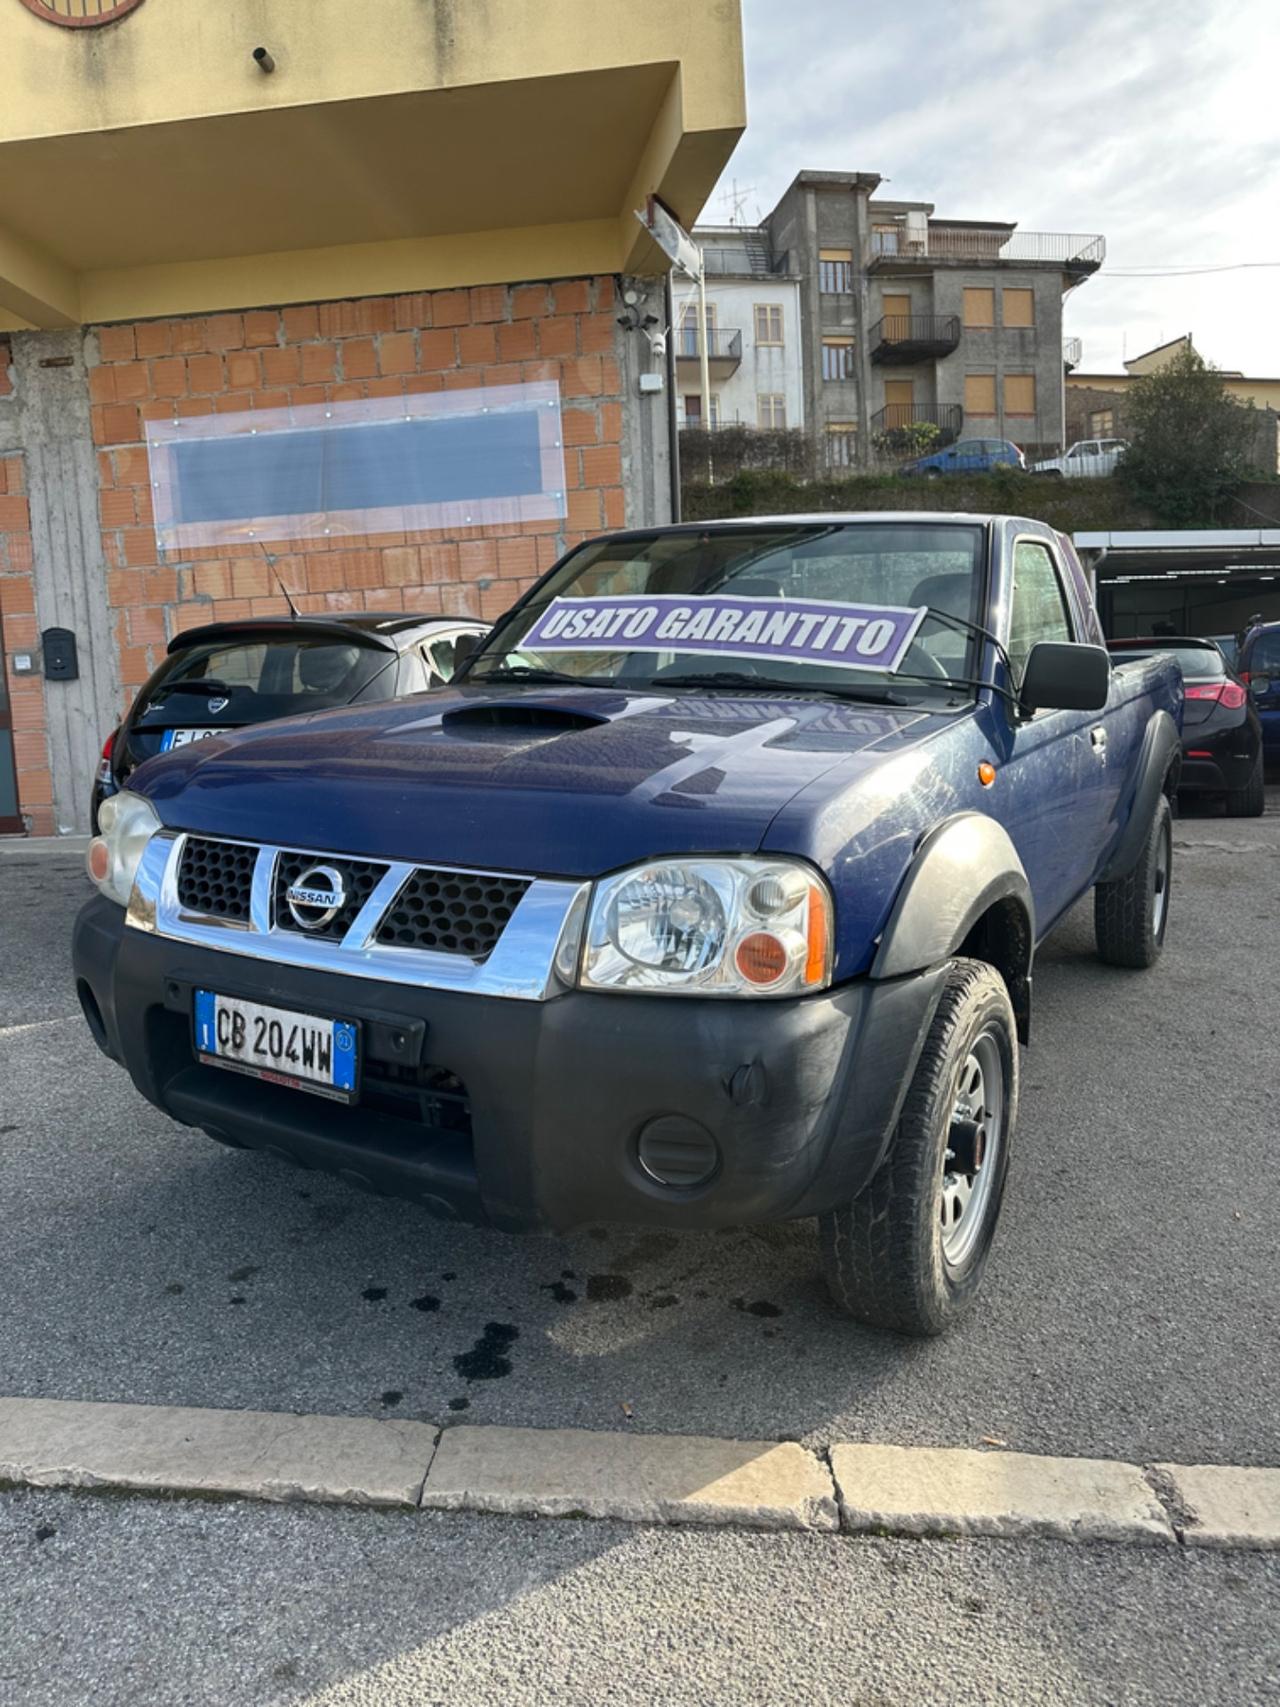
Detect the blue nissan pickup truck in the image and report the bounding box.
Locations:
[73,514,1182,1335]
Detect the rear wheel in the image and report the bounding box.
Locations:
[1094,794,1172,967]
[818,959,1017,1336]
[1226,753,1265,817]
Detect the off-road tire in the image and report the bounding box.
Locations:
[1226,754,1265,817]
[1094,793,1172,968]
[818,958,1017,1336]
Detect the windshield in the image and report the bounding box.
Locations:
[1109,643,1224,678]
[467,523,988,704]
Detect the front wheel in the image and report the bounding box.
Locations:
[819,959,1018,1336]
[1094,793,1172,967]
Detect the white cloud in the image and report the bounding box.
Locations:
[712,0,1280,374]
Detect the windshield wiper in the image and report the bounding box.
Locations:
[467,665,624,689]
[643,670,908,706]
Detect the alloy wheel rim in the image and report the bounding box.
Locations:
[1152,820,1170,938]
[940,1029,1005,1269]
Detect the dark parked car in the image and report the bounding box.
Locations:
[1108,636,1264,815]
[901,438,1025,478]
[93,614,488,829]
[1238,619,1280,767]
[77,513,1182,1336]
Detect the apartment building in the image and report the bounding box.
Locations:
[671,227,804,431]
[696,171,1103,469]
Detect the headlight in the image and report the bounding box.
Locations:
[87,790,162,906]
[579,858,832,996]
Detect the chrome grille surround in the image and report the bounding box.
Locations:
[127,831,589,1002]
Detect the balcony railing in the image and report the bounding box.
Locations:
[700,247,789,276]
[1063,336,1083,370]
[869,313,961,363]
[871,403,963,445]
[674,327,744,363]
[870,229,1105,272]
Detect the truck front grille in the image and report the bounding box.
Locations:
[374,869,531,961]
[168,834,534,964]
[273,850,389,942]
[176,837,255,922]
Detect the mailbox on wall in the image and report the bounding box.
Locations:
[41,627,79,682]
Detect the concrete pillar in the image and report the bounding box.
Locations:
[10,331,119,833]
[617,276,673,527]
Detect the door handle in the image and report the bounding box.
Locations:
[1090,726,1107,755]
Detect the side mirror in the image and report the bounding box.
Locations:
[1020,641,1110,713]
[452,630,484,673]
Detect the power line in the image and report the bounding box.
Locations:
[1097,261,1280,278]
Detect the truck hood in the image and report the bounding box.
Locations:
[131,684,949,876]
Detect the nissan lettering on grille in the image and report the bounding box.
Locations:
[285,865,347,931]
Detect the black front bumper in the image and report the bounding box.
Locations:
[73,896,945,1233]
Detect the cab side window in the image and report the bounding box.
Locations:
[1008,540,1074,684]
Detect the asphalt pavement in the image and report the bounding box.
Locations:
[1,793,1276,1465]
[3,1489,1278,1707]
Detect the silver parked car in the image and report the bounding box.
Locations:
[1031,438,1128,478]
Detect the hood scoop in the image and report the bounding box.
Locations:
[440,699,611,738]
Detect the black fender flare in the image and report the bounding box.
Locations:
[1097,710,1181,884]
[870,813,1035,983]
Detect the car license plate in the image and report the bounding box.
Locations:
[161,727,232,751]
[193,990,358,1103]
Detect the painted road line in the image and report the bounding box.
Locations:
[0,1397,438,1509]
[830,1443,1174,1545]
[1154,1463,1280,1550]
[421,1424,839,1531]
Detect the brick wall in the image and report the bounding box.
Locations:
[88,279,625,705]
[0,453,54,834]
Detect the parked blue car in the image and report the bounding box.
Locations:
[74,514,1181,1334]
[902,437,1026,477]
[1238,619,1280,764]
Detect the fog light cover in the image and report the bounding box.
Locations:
[637,1116,720,1188]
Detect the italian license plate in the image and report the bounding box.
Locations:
[193,990,359,1103]
[161,727,232,751]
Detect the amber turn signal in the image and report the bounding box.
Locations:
[978,762,997,788]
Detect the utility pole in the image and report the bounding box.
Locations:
[697,254,712,433]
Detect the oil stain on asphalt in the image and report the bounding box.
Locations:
[453,1322,519,1382]
[585,1274,633,1302]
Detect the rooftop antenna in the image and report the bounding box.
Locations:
[258,540,301,618]
[722,179,758,227]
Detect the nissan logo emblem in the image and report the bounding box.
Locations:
[285,864,347,930]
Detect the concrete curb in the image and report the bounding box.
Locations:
[422,1424,838,1530]
[831,1442,1173,1545]
[1,1398,1277,1550]
[0,1397,438,1509]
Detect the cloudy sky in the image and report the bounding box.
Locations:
[709,0,1280,376]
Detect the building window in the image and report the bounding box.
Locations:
[754,303,784,345]
[819,249,853,293]
[965,373,996,416]
[822,337,856,381]
[757,394,787,429]
[1003,288,1035,328]
[1089,408,1115,436]
[871,226,900,256]
[683,394,721,427]
[677,302,716,358]
[827,424,857,467]
[1005,373,1036,416]
[963,288,995,329]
